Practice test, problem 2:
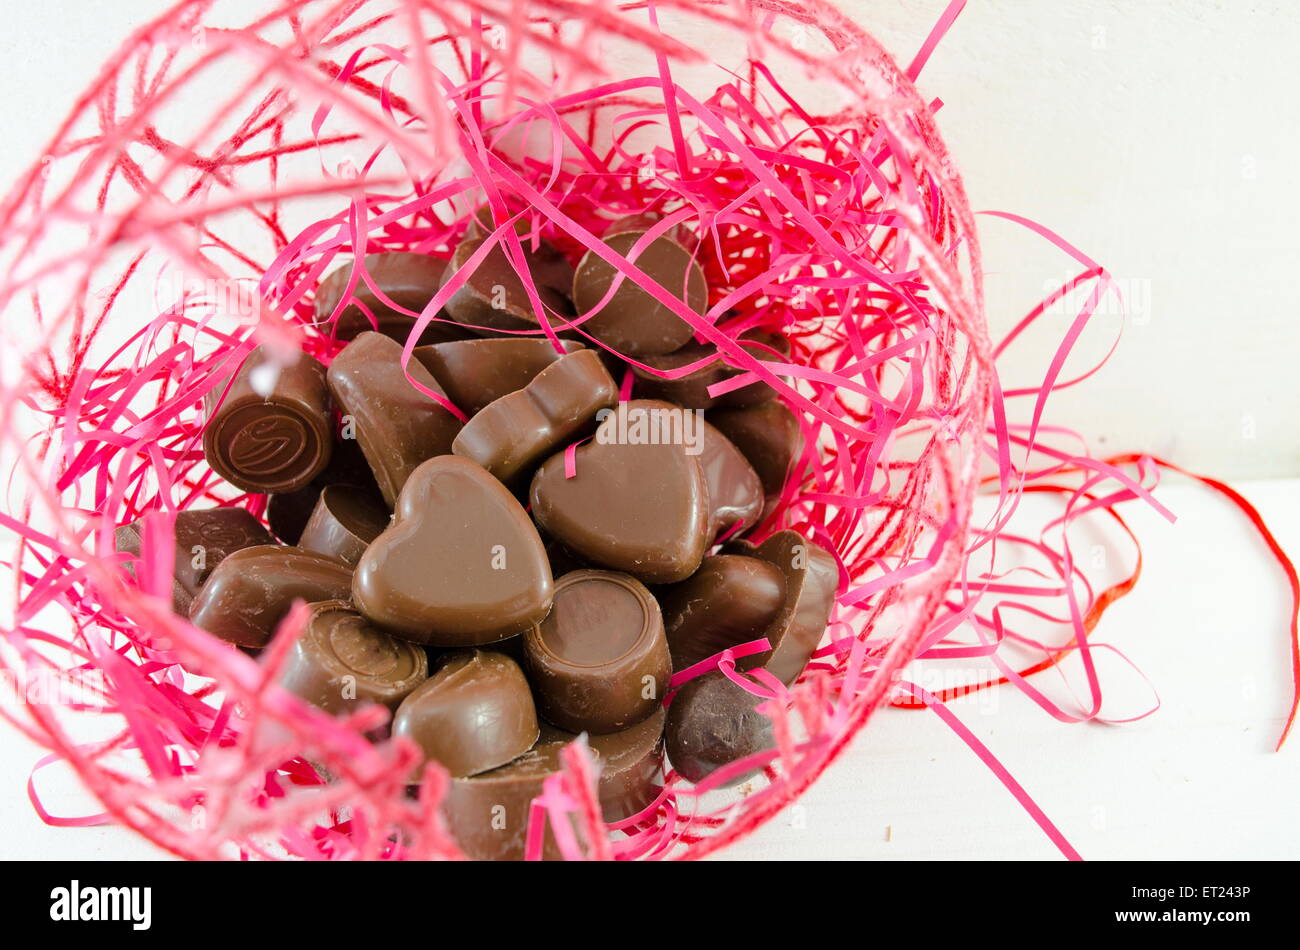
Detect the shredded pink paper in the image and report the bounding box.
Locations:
[0,0,1294,862]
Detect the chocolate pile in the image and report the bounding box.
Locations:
[120,212,836,860]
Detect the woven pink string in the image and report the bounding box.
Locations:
[5,0,1278,863]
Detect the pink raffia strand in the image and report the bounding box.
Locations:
[1,0,1292,862]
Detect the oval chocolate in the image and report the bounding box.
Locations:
[665,670,775,786]
[523,570,670,734]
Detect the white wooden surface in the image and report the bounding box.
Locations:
[0,2,1297,860]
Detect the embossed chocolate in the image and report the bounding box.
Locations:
[451,349,618,486]
[279,600,428,719]
[659,555,787,672]
[413,337,583,416]
[631,329,791,409]
[297,485,390,565]
[523,570,670,734]
[115,508,273,615]
[571,225,706,355]
[442,236,575,335]
[529,401,710,584]
[353,456,553,646]
[188,545,353,648]
[393,650,539,778]
[738,529,837,685]
[665,670,775,786]
[203,346,333,494]
[708,399,804,511]
[326,331,463,507]
[442,727,590,861]
[315,252,474,345]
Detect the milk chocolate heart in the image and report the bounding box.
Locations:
[529,401,710,584]
[353,456,553,646]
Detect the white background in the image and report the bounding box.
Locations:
[0,1,1297,860]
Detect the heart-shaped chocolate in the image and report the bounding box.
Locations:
[529,402,710,584]
[353,456,553,645]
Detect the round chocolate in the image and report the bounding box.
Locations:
[297,485,390,565]
[665,671,775,786]
[523,570,670,734]
[660,555,787,672]
[279,600,428,719]
[393,650,539,779]
[187,545,353,648]
[315,251,473,345]
[442,236,575,336]
[203,347,333,494]
[572,228,706,355]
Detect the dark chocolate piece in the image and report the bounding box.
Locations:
[203,346,333,494]
[297,485,390,565]
[529,401,710,584]
[571,226,706,355]
[188,545,353,648]
[665,671,775,786]
[442,727,589,861]
[353,456,553,646]
[442,236,575,336]
[451,349,618,486]
[315,252,474,345]
[115,508,273,615]
[393,650,539,779]
[413,337,583,416]
[738,529,837,685]
[523,570,670,734]
[631,330,790,409]
[326,331,464,507]
[278,600,428,720]
[659,555,787,672]
[708,399,805,511]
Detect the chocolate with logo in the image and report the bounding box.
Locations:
[738,529,837,685]
[523,570,670,734]
[315,252,474,345]
[326,331,463,507]
[188,545,353,648]
[353,456,553,646]
[571,224,706,356]
[665,670,775,786]
[203,346,333,494]
[278,600,428,720]
[115,508,273,615]
[297,485,390,566]
[442,236,575,336]
[452,349,618,487]
[529,401,710,584]
[631,330,790,409]
[659,555,787,673]
[393,650,539,779]
[413,337,584,416]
